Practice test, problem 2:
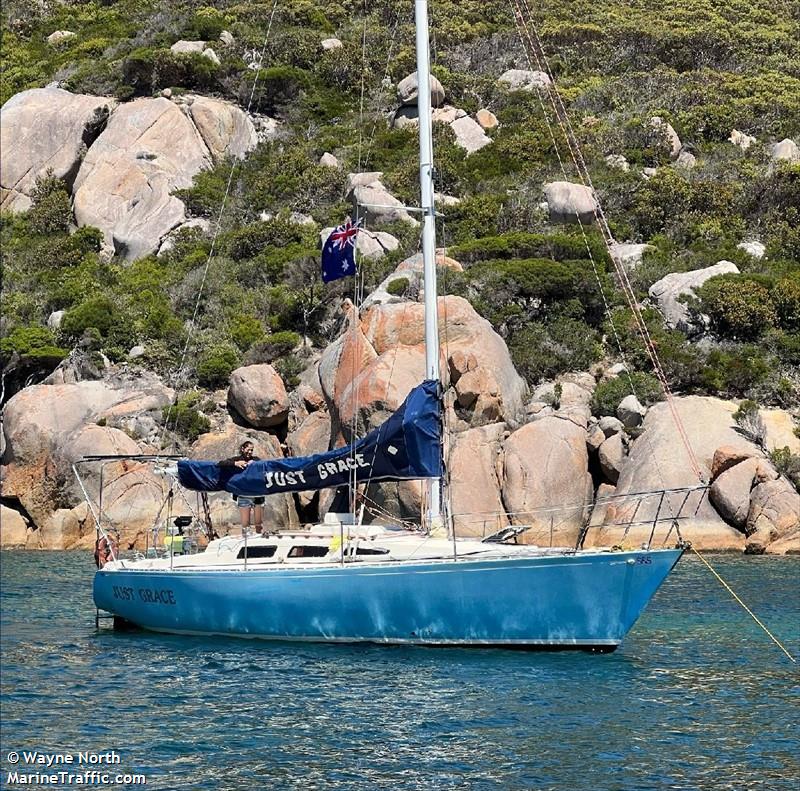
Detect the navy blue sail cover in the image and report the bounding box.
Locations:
[177,380,442,496]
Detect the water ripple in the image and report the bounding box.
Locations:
[1,552,797,790]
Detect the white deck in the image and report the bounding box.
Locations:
[104,519,605,573]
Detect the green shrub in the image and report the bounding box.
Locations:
[386,277,410,297]
[591,372,663,417]
[162,392,211,442]
[225,220,307,261]
[696,275,776,340]
[769,447,800,492]
[249,66,312,115]
[121,48,155,95]
[0,326,66,364]
[244,331,300,364]
[450,231,607,264]
[229,314,265,351]
[274,353,305,388]
[701,346,772,396]
[196,345,240,388]
[772,276,800,331]
[61,295,120,340]
[153,50,220,91]
[190,6,228,40]
[28,172,72,234]
[510,317,602,384]
[733,399,767,449]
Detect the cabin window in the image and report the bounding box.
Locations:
[355,546,390,556]
[237,545,277,559]
[288,545,329,558]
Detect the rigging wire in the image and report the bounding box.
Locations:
[159,0,281,449]
[511,0,703,482]
[507,0,688,526]
[510,2,795,662]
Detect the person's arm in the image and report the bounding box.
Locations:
[219,456,247,469]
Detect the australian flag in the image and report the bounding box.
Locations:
[322,217,362,282]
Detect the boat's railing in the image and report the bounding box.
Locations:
[458,485,709,550]
[73,454,185,566]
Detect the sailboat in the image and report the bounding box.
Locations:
[90,1,688,650]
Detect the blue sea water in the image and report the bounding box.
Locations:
[0,552,797,790]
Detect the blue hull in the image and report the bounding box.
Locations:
[93,549,682,649]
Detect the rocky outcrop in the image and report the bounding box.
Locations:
[711,445,758,479]
[543,181,599,224]
[73,95,256,259]
[1,371,176,549]
[3,86,264,260]
[320,152,340,168]
[608,397,760,549]
[648,261,739,333]
[363,250,461,309]
[448,423,508,537]
[649,116,682,159]
[759,409,800,454]
[450,115,492,154]
[599,416,625,437]
[598,433,626,484]
[502,417,593,546]
[770,139,799,163]
[187,95,258,160]
[609,242,654,270]
[729,129,756,150]
[0,505,31,548]
[345,172,418,226]
[227,365,289,429]
[47,30,76,46]
[3,380,133,465]
[737,240,765,259]
[397,71,445,107]
[0,87,115,211]
[497,69,551,91]
[617,394,646,428]
[318,293,526,441]
[394,104,491,153]
[745,478,800,554]
[287,411,331,458]
[170,40,207,55]
[710,456,775,529]
[605,154,630,171]
[476,109,498,130]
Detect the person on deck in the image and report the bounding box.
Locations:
[220,441,264,534]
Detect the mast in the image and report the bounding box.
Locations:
[414,0,442,526]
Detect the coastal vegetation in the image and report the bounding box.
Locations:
[1,0,798,420]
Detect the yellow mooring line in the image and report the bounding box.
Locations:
[690,546,796,664]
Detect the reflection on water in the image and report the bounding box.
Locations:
[1,552,798,790]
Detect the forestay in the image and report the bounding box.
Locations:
[177,380,442,496]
